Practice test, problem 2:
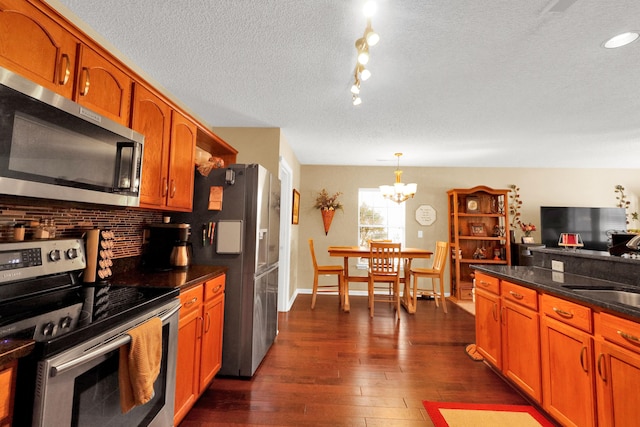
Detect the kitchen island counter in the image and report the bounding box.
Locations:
[472,264,640,320]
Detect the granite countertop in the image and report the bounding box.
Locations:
[473,264,640,320]
[109,264,228,290]
[0,339,35,366]
[0,264,226,365]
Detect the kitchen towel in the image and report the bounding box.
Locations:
[119,316,163,413]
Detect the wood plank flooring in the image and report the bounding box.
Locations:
[179,294,531,426]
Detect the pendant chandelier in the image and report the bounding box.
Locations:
[379,153,417,203]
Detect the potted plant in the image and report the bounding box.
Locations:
[314,189,343,235]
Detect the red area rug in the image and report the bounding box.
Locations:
[423,401,555,427]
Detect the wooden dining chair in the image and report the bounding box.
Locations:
[368,242,402,319]
[308,238,345,309]
[410,241,449,313]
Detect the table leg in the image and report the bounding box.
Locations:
[342,256,350,312]
[401,258,417,314]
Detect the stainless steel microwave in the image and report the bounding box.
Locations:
[0,66,143,207]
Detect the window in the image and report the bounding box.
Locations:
[358,188,406,247]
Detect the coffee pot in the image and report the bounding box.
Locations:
[142,223,191,271]
[170,241,192,270]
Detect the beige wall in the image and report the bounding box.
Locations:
[298,165,640,295]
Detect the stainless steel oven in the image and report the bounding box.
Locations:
[32,298,180,427]
[0,239,179,427]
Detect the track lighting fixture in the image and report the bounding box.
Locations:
[349,2,379,106]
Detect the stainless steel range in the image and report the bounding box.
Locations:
[0,239,180,427]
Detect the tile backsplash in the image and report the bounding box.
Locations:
[0,196,162,258]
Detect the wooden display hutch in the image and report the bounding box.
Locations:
[447,186,511,301]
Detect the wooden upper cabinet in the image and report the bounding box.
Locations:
[75,45,131,125]
[167,111,196,211]
[132,84,195,211]
[131,83,172,207]
[0,0,78,98]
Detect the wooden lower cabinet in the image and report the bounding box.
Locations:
[174,284,203,425]
[199,277,225,391]
[0,359,17,427]
[475,285,501,367]
[595,312,640,427]
[475,274,541,402]
[174,274,225,426]
[476,272,640,426]
[501,281,541,402]
[540,294,596,427]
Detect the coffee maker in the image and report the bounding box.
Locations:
[142,223,191,270]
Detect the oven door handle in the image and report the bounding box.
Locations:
[49,302,180,378]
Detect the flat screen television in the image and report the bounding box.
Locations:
[540,206,627,251]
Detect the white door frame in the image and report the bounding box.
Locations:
[278,157,293,312]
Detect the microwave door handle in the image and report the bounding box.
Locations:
[50,302,180,377]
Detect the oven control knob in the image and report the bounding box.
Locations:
[59,316,72,329]
[66,248,79,259]
[48,249,61,262]
[42,322,57,336]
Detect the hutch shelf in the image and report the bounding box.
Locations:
[447,186,511,301]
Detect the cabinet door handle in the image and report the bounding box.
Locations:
[492,303,498,321]
[80,67,90,96]
[597,353,606,381]
[204,312,211,333]
[579,346,588,373]
[500,306,506,326]
[58,54,70,85]
[183,296,198,308]
[170,179,176,198]
[552,307,573,318]
[509,291,524,300]
[162,177,168,197]
[197,316,203,339]
[617,330,640,343]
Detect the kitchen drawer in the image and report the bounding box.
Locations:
[598,312,640,354]
[179,284,203,318]
[540,293,592,333]
[204,274,225,301]
[475,272,499,295]
[502,280,537,310]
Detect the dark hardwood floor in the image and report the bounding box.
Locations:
[179,294,530,426]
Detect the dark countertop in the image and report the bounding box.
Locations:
[109,264,228,291]
[0,264,226,365]
[473,265,640,321]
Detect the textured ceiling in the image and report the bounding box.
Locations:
[51,0,640,168]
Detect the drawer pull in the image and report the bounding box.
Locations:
[479,280,491,288]
[552,307,573,318]
[579,346,588,373]
[597,353,606,381]
[184,296,198,308]
[617,330,640,343]
[212,284,223,293]
[509,291,524,300]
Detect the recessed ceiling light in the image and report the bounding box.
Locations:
[603,31,640,49]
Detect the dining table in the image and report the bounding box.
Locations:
[327,246,433,313]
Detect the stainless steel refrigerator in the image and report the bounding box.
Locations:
[174,164,280,377]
